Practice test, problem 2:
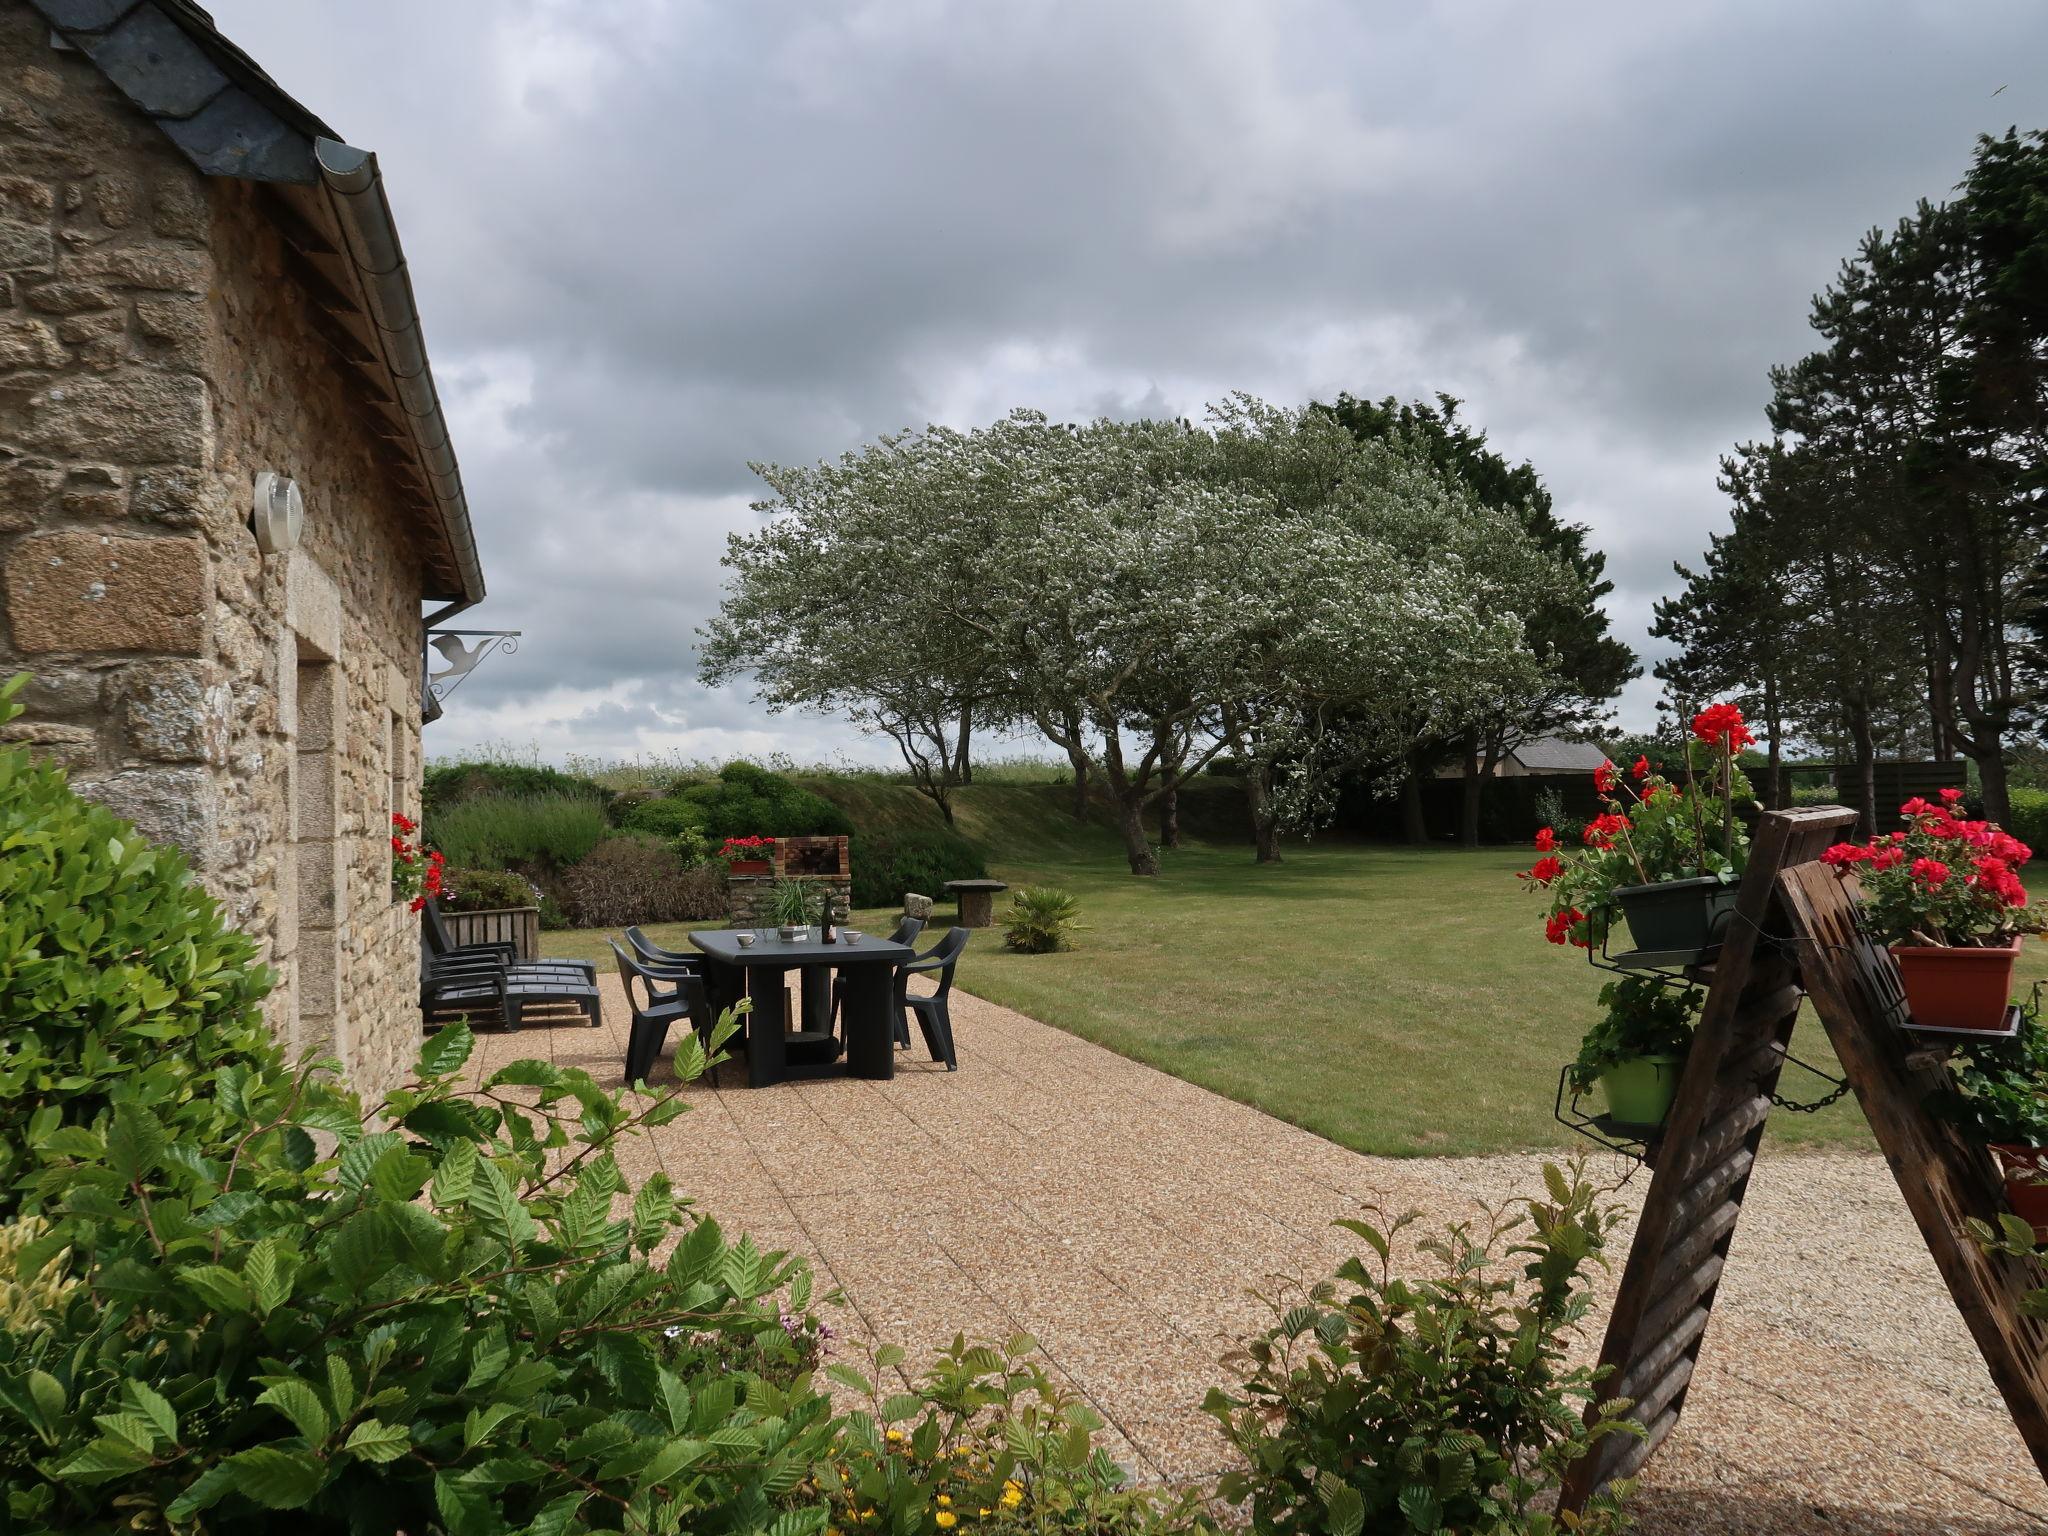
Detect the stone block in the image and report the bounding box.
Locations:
[122,659,230,764]
[0,177,54,215]
[59,464,125,519]
[4,530,207,654]
[285,555,342,661]
[148,173,207,241]
[297,840,341,929]
[0,314,64,369]
[19,666,103,717]
[296,666,337,753]
[903,892,935,920]
[134,295,204,350]
[23,280,115,314]
[0,719,98,769]
[72,764,215,866]
[128,465,207,526]
[0,217,53,274]
[3,369,210,464]
[93,173,137,229]
[0,458,60,531]
[65,246,207,293]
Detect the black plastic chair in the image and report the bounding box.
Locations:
[894,927,967,1071]
[610,939,713,1086]
[625,926,703,974]
[831,914,926,1042]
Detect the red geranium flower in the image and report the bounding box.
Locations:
[1544,907,1586,946]
[1868,845,1905,871]
[1594,758,1618,794]
[1527,855,1564,885]
[1583,811,1630,849]
[1820,842,1870,871]
[1631,755,1650,780]
[1534,827,1556,853]
[1909,857,1949,887]
[1690,701,1754,751]
[1939,787,1964,805]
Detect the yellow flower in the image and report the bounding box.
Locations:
[936,1497,951,1508]
[978,1510,991,1519]
[936,1514,958,1530]
[886,1429,905,1443]
[1000,1483,1023,1509]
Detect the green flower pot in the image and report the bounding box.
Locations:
[1599,1054,1684,1129]
[1613,876,1739,957]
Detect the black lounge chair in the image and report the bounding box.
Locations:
[610,939,714,1086]
[894,927,967,1071]
[423,898,594,980]
[421,951,601,1033]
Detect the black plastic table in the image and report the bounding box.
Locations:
[688,929,915,1087]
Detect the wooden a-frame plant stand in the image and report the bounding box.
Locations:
[1560,806,2048,1508]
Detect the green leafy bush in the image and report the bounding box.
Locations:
[850,828,988,908]
[615,795,721,864]
[436,866,538,913]
[676,763,853,841]
[560,835,728,928]
[1002,888,1082,954]
[422,759,611,817]
[426,792,610,873]
[1204,1161,1639,1536]
[0,675,275,1215]
[824,1334,1206,1535]
[1934,1009,2048,1146]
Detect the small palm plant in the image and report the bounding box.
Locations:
[767,878,814,928]
[1003,886,1083,953]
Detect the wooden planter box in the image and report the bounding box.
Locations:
[442,905,540,961]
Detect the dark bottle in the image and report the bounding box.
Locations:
[820,889,836,944]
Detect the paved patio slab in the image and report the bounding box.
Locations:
[468,973,2048,1534]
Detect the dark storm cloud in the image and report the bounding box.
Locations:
[208,0,2048,759]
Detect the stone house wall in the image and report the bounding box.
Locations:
[0,8,431,1099]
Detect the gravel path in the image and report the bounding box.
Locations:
[474,973,2048,1534]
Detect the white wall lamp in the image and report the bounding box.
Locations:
[251,471,304,555]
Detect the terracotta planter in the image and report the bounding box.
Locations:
[1613,876,1739,957]
[1991,1145,2048,1243]
[727,859,772,876]
[1890,939,2022,1034]
[1599,1054,1685,1130]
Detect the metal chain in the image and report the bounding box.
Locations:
[1767,1079,1852,1114]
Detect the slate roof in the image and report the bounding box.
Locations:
[1509,735,1610,773]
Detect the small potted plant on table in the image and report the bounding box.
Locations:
[1819,789,2040,1034]
[768,879,813,942]
[1569,975,1703,1128]
[1519,701,1754,962]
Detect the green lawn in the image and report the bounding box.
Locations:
[541,826,2046,1158]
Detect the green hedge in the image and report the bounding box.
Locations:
[425,792,610,873]
[422,759,612,817]
[674,762,853,840]
[2010,786,2048,863]
[851,827,988,908]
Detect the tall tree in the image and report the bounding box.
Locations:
[1319,394,1637,844]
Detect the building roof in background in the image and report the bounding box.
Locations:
[1509,736,1609,773]
[29,0,484,606]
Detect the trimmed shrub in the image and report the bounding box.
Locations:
[0,676,274,1214]
[560,835,727,928]
[437,865,537,913]
[2009,787,2048,865]
[421,759,611,816]
[675,763,853,841]
[425,791,609,872]
[850,827,988,908]
[1003,887,1083,953]
[615,794,720,864]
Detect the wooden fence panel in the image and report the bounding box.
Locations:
[442,906,539,961]
[1560,806,1857,1507]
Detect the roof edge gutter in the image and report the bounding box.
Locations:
[315,136,485,606]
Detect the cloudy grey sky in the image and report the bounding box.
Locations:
[211,0,2048,768]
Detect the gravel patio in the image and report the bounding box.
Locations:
[466,975,2048,1536]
